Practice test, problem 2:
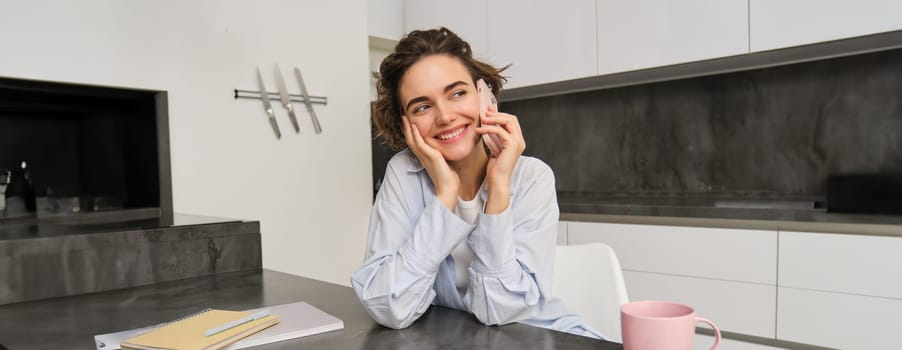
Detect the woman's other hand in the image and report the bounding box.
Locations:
[403,116,460,211]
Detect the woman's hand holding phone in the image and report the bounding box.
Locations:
[478,111,526,214]
[478,111,526,181]
[475,80,526,214]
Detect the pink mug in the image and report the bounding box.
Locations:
[621,300,721,350]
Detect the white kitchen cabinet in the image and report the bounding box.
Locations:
[777,230,902,349]
[694,335,788,350]
[568,222,777,284]
[596,0,748,75]
[565,221,777,338]
[564,219,902,348]
[779,231,902,299]
[557,221,569,245]
[625,270,777,338]
[404,0,489,61]
[750,0,902,52]
[486,0,597,89]
[777,287,902,349]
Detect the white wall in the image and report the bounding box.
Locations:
[368,0,403,101]
[0,0,372,286]
[368,0,404,40]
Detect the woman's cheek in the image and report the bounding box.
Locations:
[412,118,433,140]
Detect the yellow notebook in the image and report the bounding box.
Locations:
[121,309,280,350]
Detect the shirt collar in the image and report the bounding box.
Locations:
[404,149,426,173]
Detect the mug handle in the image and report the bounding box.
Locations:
[695,317,721,350]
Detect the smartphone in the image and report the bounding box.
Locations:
[477,78,502,157]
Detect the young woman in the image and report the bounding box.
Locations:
[351,27,604,339]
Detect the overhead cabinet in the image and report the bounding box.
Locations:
[403,0,748,88]
[487,0,597,88]
[750,0,902,52]
[596,0,749,75]
[402,1,902,90]
[404,0,490,61]
[403,0,597,89]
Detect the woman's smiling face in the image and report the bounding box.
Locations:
[399,54,481,162]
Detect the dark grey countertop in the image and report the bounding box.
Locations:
[0,212,243,241]
[0,269,621,350]
[558,194,902,236]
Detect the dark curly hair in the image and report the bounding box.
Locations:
[373,27,508,151]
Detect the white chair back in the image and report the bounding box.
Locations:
[552,243,629,342]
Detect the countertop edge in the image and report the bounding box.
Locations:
[560,212,902,237]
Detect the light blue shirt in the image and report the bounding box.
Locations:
[351,149,605,339]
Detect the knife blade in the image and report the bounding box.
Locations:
[273,63,300,133]
[293,67,323,134]
[256,68,281,139]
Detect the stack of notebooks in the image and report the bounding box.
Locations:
[96,302,343,350]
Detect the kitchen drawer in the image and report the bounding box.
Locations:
[777,287,902,349]
[557,221,569,245]
[779,231,902,299]
[694,335,787,350]
[624,270,776,338]
[568,222,777,284]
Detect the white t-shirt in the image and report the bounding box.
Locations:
[451,193,482,293]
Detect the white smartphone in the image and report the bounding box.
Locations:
[477,78,502,157]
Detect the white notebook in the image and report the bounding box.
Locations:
[94,302,342,350]
[225,302,344,349]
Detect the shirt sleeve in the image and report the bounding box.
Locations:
[463,159,559,325]
[350,160,472,329]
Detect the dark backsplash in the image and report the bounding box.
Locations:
[505,48,902,202]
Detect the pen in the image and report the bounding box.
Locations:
[203,309,271,337]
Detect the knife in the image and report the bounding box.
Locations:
[255,68,281,139]
[273,63,300,133]
[293,67,323,134]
